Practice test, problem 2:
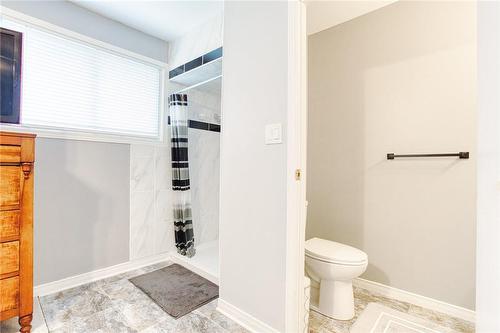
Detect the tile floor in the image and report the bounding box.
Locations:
[308,286,475,333]
[1,261,247,333]
[1,262,475,333]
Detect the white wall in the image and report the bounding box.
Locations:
[220,2,289,331]
[476,1,500,331]
[307,1,476,309]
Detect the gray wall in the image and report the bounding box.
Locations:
[2,1,168,62]
[35,139,130,285]
[220,2,288,331]
[307,1,476,309]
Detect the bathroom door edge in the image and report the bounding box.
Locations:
[285,2,308,333]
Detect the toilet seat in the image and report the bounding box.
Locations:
[305,238,367,266]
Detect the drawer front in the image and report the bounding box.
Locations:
[0,276,19,312]
[0,241,19,275]
[0,166,21,209]
[0,145,21,164]
[0,211,20,240]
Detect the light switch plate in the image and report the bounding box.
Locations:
[265,123,282,144]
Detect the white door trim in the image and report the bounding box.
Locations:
[286,1,308,332]
[354,278,475,323]
[217,298,280,333]
[476,2,500,331]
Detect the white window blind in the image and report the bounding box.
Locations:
[1,18,162,139]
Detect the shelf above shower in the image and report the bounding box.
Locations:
[171,57,222,88]
[169,47,223,92]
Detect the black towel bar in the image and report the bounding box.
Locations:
[387,152,469,160]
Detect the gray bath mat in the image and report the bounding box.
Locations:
[129,263,219,319]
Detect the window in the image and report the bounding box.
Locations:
[0,28,22,124]
[0,16,164,141]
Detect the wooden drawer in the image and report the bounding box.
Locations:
[0,145,21,164]
[0,210,20,241]
[0,166,21,210]
[0,241,19,275]
[0,276,19,312]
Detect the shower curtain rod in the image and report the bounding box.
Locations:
[173,75,222,94]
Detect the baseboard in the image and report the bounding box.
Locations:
[353,277,475,323]
[217,298,280,333]
[169,251,219,285]
[34,253,170,296]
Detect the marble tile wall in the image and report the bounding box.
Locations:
[130,13,222,260]
[168,13,223,69]
[169,75,222,126]
[186,79,222,125]
[130,81,221,259]
[189,128,220,245]
[130,143,176,259]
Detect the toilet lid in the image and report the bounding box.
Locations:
[305,238,367,264]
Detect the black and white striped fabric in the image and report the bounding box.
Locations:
[169,93,195,257]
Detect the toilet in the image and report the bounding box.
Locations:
[305,237,368,320]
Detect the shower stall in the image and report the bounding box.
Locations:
[167,48,222,282]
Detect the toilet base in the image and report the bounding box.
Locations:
[318,279,354,320]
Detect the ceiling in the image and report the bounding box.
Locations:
[71,1,395,41]
[71,0,223,42]
[306,0,398,35]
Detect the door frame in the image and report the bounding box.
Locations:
[285,1,308,332]
[476,1,500,331]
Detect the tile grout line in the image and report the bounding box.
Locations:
[193,304,235,333]
[311,287,474,333]
[39,283,114,332]
[36,296,51,333]
[36,261,242,333]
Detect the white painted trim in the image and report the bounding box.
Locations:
[216,298,280,333]
[476,2,500,332]
[174,74,223,94]
[353,278,475,323]
[0,123,165,145]
[0,6,167,68]
[169,251,219,285]
[34,253,170,296]
[286,1,308,333]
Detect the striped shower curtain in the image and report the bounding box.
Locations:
[169,93,195,257]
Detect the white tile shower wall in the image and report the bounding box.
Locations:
[168,13,223,69]
[186,82,222,125]
[130,143,176,259]
[189,128,220,244]
[130,102,221,258]
[169,80,222,125]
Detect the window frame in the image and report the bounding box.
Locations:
[0,27,22,124]
[0,7,168,144]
